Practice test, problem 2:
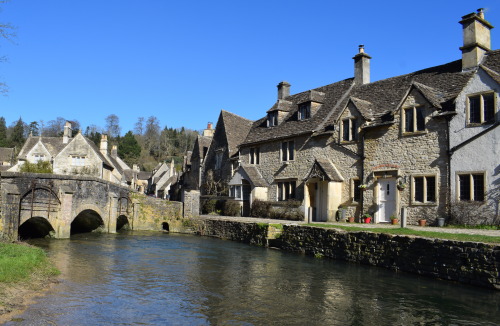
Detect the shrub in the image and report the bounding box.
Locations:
[19,160,53,174]
[223,201,241,216]
[251,200,271,218]
[202,199,217,214]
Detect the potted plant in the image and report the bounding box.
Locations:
[362,213,372,224]
[396,180,406,191]
[418,219,427,226]
[348,216,355,223]
[390,215,399,225]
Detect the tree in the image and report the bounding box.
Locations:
[118,131,141,166]
[27,121,39,136]
[0,116,7,146]
[84,125,102,147]
[144,116,160,159]
[0,1,15,95]
[105,114,121,139]
[9,117,25,150]
[43,117,66,136]
[134,117,144,136]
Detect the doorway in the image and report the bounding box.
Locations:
[377,178,396,223]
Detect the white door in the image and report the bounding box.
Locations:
[377,178,396,223]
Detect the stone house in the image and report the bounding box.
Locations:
[0,147,14,171]
[10,122,134,187]
[148,160,178,199]
[201,111,253,195]
[229,9,499,225]
[182,123,214,191]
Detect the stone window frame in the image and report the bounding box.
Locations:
[276,179,297,201]
[466,91,497,126]
[298,103,311,120]
[340,117,358,143]
[401,105,427,135]
[33,153,46,163]
[71,155,86,166]
[410,174,438,206]
[249,147,260,165]
[267,111,278,127]
[456,171,486,202]
[280,140,295,162]
[350,178,361,203]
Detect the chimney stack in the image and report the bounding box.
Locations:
[100,134,108,155]
[460,8,494,70]
[111,145,118,158]
[202,122,215,137]
[63,121,72,144]
[277,81,291,100]
[353,45,371,85]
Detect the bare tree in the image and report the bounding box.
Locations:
[134,117,144,136]
[105,114,121,139]
[0,0,15,95]
[144,116,160,159]
[43,117,66,136]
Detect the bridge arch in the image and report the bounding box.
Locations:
[19,216,55,239]
[19,183,61,225]
[71,204,105,235]
[116,215,130,231]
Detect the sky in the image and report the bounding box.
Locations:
[0,0,499,135]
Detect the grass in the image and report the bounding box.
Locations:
[305,224,500,244]
[0,242,59,283]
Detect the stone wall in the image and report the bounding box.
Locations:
[131,193,183,231]
[279,225,499,290]
[192,218,268,246]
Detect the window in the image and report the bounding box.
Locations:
[298,103,311,120]
[412,175,436,204]
[267,111,278,127]
[352,179,361,202]
[468,92,496,125]
[341,118,358,142]
[33,154,45,163]
[215,151,223,169]
[403,106,425,133]
[71,155,86,166]
[277,181,296,201]
[281,141,294,161]
[249,147,260,165]
[458,173,485,201]
[202,147,208,160]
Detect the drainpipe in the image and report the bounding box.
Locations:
[446,116,452,220]
[360,133,366,219]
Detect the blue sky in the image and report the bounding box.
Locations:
[0,0,498,134]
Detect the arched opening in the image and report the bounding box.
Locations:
[162,222,169,232]
[71,209,105,235]
[18,216,55,240]
[116,215,130,231]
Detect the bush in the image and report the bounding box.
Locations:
[251,200,271,218]
[202,199,217,214]
[449,200,496,226]
[19,161,53,174]
[223,201,241,216]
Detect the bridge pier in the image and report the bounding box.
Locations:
[55,187,74,239]
[1,185,21,240]
[107,194,118,234]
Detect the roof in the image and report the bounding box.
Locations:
[159,175,178,191]
[0,147,14,162]
[304,158,344,182]
[219,110,253,157]
[240,164,268,187]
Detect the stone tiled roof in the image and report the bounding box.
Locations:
[304,158,344,182]
[241,52,500,144]
[240,164,268,187]
[220,110,253,157]
[138,171,152,180]
[0,147,14,162]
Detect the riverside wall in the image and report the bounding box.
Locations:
[186,217,500,290]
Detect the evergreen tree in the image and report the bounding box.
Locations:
[0,117,7,147]
[9,117,25,150]
[118,131,141,166]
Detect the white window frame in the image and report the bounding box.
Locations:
[466,91,497,126]
[71,155,86,166]
[340,117,358,142]
[280,140,295,162]
[402,105,426,134]
[33,154,46,163]
[456,172,486,202]
[411,174,438,205]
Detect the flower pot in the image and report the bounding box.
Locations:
[418,219,427,226]
[437,217,445,227]
[391,219,399,225]
[364,217,372,224]
[348,217,355,223]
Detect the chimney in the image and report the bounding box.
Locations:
[133,164,140,171]
[63,121,72,144]
[111,145,118,158]
[460,8,494,70]
[353,45,371,85]
[202,122,215,137]
[277,81,291,100]
[170,159,175,176]
[100,134,108,155]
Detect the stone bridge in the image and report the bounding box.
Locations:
[0,172,138,239]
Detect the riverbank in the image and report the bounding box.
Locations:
[186,215,500,290]
[0,241,60,324]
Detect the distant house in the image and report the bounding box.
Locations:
[149,160,178,199]
[182,123,214,191]
[0,147,14,171]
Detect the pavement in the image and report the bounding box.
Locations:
[198,215,500,237]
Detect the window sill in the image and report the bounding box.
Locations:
[402,130,427,137]
[466,122,495,128]
[340,140,358,145]
[410,201,437,206]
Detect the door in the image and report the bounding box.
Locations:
[377,178,396,223]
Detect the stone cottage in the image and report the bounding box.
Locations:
[228,9,499,225]
[0,147,14,171]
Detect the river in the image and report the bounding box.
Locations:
[5,231,500,325]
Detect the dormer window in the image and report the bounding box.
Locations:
[341,118,358,142]
[403,106,425,133]
[267,112,278,127]
[467,92,496,125]
[298,103,311,120]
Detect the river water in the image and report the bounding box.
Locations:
[5,231,500,325]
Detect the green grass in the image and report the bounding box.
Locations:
[305,224,500,244]
[0,242,59,283]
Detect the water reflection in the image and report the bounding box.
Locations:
[6,232,499,326]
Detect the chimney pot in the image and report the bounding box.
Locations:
[100,134,108,155]
[353,46,371,85]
